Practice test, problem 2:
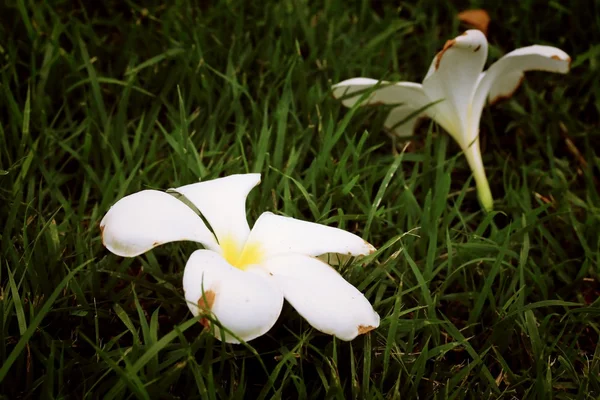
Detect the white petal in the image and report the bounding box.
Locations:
[183,249,283,343]
[246,212,375,259]
[422,29,488,143]
[471,45,571,124]
[263,254,380,341]
[332,78,435,137]
[173,174,261,254]
[383,105,427,137]
[100,190,219,257]
[332,78,430,108]
[486,70,524,105]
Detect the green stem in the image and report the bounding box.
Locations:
[463,137,493,211]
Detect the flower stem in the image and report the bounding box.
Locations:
[463,138,494,211]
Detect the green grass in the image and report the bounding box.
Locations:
[1,0,599,398]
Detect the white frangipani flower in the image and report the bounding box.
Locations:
[332,29,570,211]
[100,174,380,343]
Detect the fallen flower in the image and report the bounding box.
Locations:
[332,29,570,211]
[100,174,380,343]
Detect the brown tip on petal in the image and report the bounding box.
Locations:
[198,290,216,328]
[198,290,216,311]
[199,318,210,328]
[358,325,376,335]
[489,75,525,106]
[551,54,572,70]
[364,241,376,254]
[434,39,456,70]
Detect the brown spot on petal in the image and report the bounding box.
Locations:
[552,54,572,70]
[358,325,376,335]
[197,290,216,328]
[474,44,481,52]
[489,75,525,106]
[364,240,376,254]
[434,39,456,70]
[152,241,161,247]
[199,318,209,328]
[198,290,215,310]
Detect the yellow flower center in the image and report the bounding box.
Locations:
[220,236,264,270]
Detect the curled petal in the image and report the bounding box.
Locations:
[263,254,380,341]
[100,190,219,257]
[246,212,375,259]
[422,29,488,143]
[384,106,428,137]
[472,45,571,124]
[183,250,283,343]
[332,78,429,108]
[486,70,524,106]
[332,78,430,137]
[174,174,261,254]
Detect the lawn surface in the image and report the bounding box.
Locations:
[1,0,599,398]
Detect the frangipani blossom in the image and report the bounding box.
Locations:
[100,174,380,343]
[332,29,570,211]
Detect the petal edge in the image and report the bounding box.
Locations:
[247,212,375,259]
[183,250,283,343]
[263,254,380,341]
[471,45,571,128]
[174,174,261,254]
[100,190,219,257]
